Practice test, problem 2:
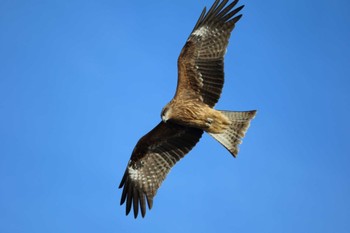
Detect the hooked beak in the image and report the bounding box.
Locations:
[162,115,168,123]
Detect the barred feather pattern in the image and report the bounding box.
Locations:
[119,122,203,218]
[176,0,244,107]
[209,110,256,157]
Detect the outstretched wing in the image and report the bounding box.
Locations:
[176,0,244,107]
[119,122,203,218]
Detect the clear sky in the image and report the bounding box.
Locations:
[1,0,350,232]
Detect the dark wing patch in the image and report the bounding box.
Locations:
[176,0,244,107]
[119,122,203,218]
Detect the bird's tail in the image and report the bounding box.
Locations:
[208,110,256,157]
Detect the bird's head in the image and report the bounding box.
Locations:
[161,105,172,123]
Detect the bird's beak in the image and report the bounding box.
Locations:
[162,115,168,123]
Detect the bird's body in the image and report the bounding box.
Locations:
[119,0,256,218]
[162,98,231,134]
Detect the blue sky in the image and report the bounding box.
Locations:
[1,0,350,232]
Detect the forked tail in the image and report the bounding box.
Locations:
[209,110,256,157]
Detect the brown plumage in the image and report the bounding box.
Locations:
[119,0,256,218]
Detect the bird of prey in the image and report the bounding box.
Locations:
[119,0,256,218]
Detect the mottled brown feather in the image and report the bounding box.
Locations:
[119,122,203,218]
[176,0,244,107]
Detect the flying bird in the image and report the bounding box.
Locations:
[119,0,256,218]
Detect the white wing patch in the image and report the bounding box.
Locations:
[128,165,140,181]
[192,26,209,37]
[195,65,204,87]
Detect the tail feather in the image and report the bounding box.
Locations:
[209,110,256,157]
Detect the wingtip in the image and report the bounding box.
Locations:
[237,4,245,13]
[133,210,138,219]
[232,152,238,158]
[118,169,127,189]
[249,110,258,119]
[236,14,243,21]
[141,209,146,218]
[146,194,154,210]
[119,174,154,218]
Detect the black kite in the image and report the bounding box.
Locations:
[119,0,256,218]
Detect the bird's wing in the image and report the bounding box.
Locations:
[119,122,203,218]
[176,0,244,107]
